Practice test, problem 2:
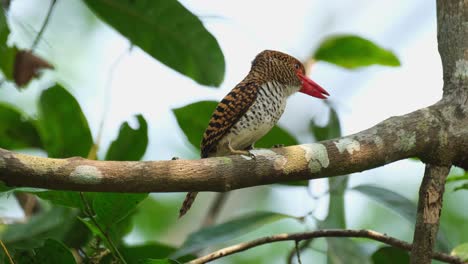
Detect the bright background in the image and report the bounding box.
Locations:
[1,0,467,263]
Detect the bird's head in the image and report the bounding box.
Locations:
[251,50,329,99]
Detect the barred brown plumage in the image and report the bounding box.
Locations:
[178,50,329,218]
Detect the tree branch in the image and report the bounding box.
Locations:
[188,229,466,264]
[410,164,451,264]
[0,101,466,192]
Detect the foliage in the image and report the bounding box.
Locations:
[314,35,400,69]
[1,2,459,264]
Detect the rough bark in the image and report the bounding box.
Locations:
[0,100,466,192]
[410,165,451,264]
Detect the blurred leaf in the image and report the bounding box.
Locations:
[255,125,298,148]
[1,207,77,249]
[352,184,450,251]
[310,107,341,141]
[35,191,84,210]
[451,243,468,261]
[102,242,195,264]
[38,84,93,158]
[454,183,468,192]
[327,238,371,264]
[174,101,298,153]
[353,185,416,222]
[173,100,216,151]
[105,114,148,161]
[93,193,148,229]
[172,211,295,258]
[0,8,16,81]
[139,259,177,264]
[371,246,409,264]
[446,172,468,183]
[83,0,224,86]
[314,35,400,69]
[0,103,42,149]
[32,239,76,264]
[132,196,175,241]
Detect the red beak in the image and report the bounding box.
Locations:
[297,73,329,99]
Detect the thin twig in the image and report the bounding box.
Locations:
[202,192,229,227]
[0,239,14,264]
[31,0,57,51]
[79,192,127,264]
[188,229,466,264]
[287,239,314,264]
[294,240,302,264]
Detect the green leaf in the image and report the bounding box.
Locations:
[1,207,77,249]
[35,191,84,210]
[38,84,93,158]
[172,211,295,258]
[105,114,148,161]
[93,193,148,229]
[82,0,224,86]
[327,238,371,264]
[352,184,450,252]
[255,124,298,148]
[353,185,416,222]
[0,9,16,81]
[310,107,341,141]
[139,259,178,264]
[371,246,409,264]
[451,243,468,261]
[454,183,468,192]
[33,239,77,264]
[446,173,468,182]
[314,35,400,69]
[122,243,193,263]
[0,103,42,149]
[173,101,298,152]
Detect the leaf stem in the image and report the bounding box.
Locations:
[79,192,127,264]
[0,239,14,264]
[31,0,57,51]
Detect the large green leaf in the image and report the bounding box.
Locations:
[1,207,77,249]
[371,246,409,264]
[172,211,295,258]
[101,242,195,264]
[173,100,297,153]
[35,191,85,210]
[451,243,468,261]
[105,114,148,161]
[352,184,450,251]
[0,103,42,149]
[38,84,93,158]
[0,8,16,80]
[93,193,148,229]
[314,35,400,69]
[32,239,77,264]
[82,0,224,86]
[139,260,178,264]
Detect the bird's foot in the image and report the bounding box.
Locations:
[272,144,284,148]
[228,142,256,160]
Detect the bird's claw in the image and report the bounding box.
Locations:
[272,144,284,148]
[246,150,256,160]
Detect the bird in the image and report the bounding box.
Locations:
[178,50,329,218]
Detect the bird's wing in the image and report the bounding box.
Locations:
[201,81,260,158]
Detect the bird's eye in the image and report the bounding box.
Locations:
[294,63,300,70]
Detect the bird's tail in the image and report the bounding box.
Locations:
[179,192,198,218]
